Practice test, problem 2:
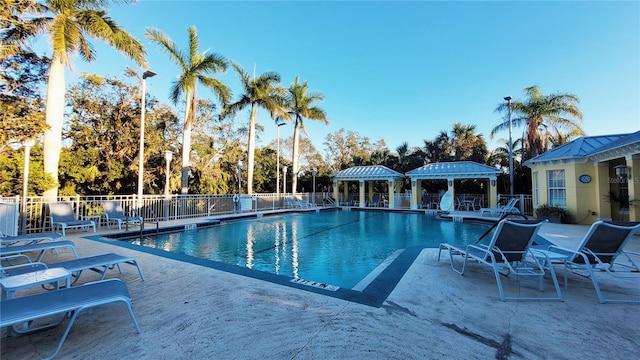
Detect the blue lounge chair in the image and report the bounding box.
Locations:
[48,202,96,236]
[2,253,145,284]
[0,240,78,262]
[544,221,640,303]
[0,279,141,360]
[438,219,562,301]
[103,200,143,230]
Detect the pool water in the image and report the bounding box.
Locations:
[129,211,491,289]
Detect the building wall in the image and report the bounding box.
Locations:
[530,162,599,225]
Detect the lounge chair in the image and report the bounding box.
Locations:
[438,218,562,301]
[294,196,313,208]
[48,202,96,236]
[285,197,297,209]
[0,279,141,359]
[479,198,519,217]
[2,253,145,284]
[543,221,640,303]
[1,231,64,246]
[103,200,143,230]
[0,240,78,262]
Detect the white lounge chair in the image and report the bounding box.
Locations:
[2,252,145,284]
[544,221,640,303]
[438,218,562,301]
[48,202,96,236]
[294,196,313,208]
[0,240,78,262]
[479,198,519,217]
[1,231,63,246]
[0,279,141,359]
[103,200,143,230]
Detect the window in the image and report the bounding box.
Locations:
[533,172,539,207]
[547,170,566,207]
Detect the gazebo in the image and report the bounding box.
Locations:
[406,161,503,210]
[332,165,405,208]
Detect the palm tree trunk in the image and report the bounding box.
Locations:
[42,57,65,199]
[181,92,193,194]
[247,104,257,194]
[291,118,300,194]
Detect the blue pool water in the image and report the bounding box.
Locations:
[129,210,490,289]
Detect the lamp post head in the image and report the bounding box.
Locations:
[275,117,287,127]
[283,166,287,173]
[312,168,317,176]
[237,160,243,170]
[165,150,173,162]
[142,70,156,79]
[504,96,512,102]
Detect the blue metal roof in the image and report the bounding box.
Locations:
[406,161,502,179]
[524,130,640,166]
[332,165,404,180]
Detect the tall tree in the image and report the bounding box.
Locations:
[223,61,287,194]
[285,76,328,193]
[3,0,147,197]
[491,85,584,160]
[449,123,487,162]
[146,26,231,194]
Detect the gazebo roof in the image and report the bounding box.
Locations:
[333,165,404,181]
[406,161,503,180]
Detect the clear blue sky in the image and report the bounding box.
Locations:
[35,0,640,154]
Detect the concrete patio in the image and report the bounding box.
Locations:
[1,219,639,359]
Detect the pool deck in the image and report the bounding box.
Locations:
[2,212,639,359]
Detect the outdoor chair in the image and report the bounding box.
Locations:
[0,279,141,359]
[340,194,354,206]
[479,198,519,217]
[1,231,64,246]
[103,200,143,230]
[438,218,563,301]
[48,202,96,236]
[285,197,297,208]
[2,252,145,285]
[294,196,313,208]
[1,240,78,263]
[421,195,432,209]
[544,221,640,303]
[472,197,483,211]
[369,194,381,207]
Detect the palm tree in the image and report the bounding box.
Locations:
[286,76,328,193]
[3,0,147,197]
[223,61,287,194]
[491,85,584,160]
[146,26,230,194]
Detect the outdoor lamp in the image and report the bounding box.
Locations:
[137,69,157,209]
[614,164,631,180]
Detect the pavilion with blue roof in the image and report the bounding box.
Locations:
[332,165,405,208]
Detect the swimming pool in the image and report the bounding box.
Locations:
[125,210,491,290]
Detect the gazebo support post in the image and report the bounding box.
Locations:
[358,180,365,207]
[388,179,395,209]
[410,179,418,209]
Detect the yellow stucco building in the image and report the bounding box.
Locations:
[524,131,640,224]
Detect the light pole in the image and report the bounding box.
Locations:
[276,118,287,197]
[237,160,243,195]
[236,160,243,213]
[504,96,514,197]
[312,168,317,205]
[164,150,172,221]
[137,70,156,210]
[283,166,288,195]
[20,139,35,234]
